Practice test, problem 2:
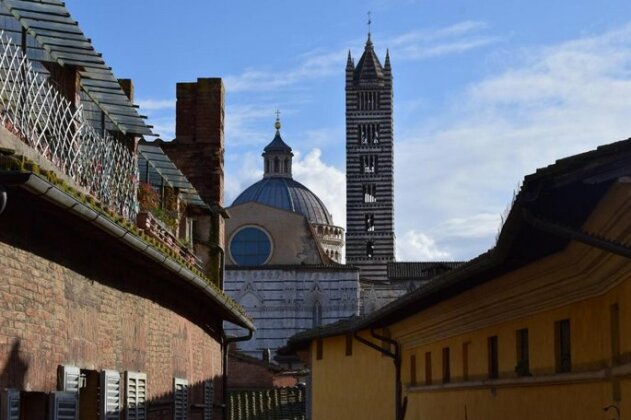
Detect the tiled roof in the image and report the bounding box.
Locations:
[353,36,384,82]
[387,261,464,280]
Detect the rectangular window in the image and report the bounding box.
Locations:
[462,342,470,381]
[365,214,375,232]
[345,334,353,356]
[425,352,432,385]
[555,319,571,373]
[316,339,323,361]
[363,184,376,203]
[204,380,214,420]
[410,355,417,386]
[126,371,147,420]
[610,304,620,365]
[1,389,20,420]
[516,328,530,376]
[488,336,499,379]
[360,155,378,174]
[173,378,189,420]
[442,347,451,383]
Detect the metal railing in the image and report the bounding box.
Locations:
[0,30,138,219]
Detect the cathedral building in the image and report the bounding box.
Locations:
[224,119,359,359]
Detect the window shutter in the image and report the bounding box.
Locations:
[173,378,188,420]
[59,365,81,393]
[203,381,214,420]
[125,371,147,420]
[49,392,78,420]
[1,389,20,420]
[100,370,121,420]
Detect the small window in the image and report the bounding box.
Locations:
[410,355,417,386]
[365,214,375,232]
[316,339,324,361]
[126,371,147,420]
[345,334,353,356]
[425,352,432,385]
[462,342,470,381]
[366,241,374,258]
[488,336,498,379]
[363,184,376,203]
[204,380,214,420]
[555,319,571,373]
[442,347,450,383]
[516,328,530,377]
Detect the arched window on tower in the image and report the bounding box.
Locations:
[265,159,269,173]
[274,157,280,173]
[365,214,375,232]
[284,158,289,174]
[312,301,322,327]
[366,240,375,258]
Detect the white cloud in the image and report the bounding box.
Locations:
[293,149,346,228]
[397,231,451,261]
[136,98,175,111]
[395,22,631,260]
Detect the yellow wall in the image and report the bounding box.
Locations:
[311,332,394,420]
[307,182,631,420]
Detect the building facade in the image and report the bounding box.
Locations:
[0,2,253,418]
[345,33,395,283]
[287,138,631,420]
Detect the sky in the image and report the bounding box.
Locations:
[64,0,631,262]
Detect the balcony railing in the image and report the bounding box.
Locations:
[0,30,138,219]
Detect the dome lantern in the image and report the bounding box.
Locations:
[263,112,293,178]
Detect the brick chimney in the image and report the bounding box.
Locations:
[160,78,226,284]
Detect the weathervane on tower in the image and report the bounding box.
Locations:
[367,11,372,38]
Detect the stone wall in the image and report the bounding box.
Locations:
[225,268,360,359]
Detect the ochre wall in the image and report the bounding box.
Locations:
[0,239,223,401]
[392,183,631,420]
[310,332,394,420]
[226,202,323,265]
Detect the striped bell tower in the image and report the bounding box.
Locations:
[345,32,395,282]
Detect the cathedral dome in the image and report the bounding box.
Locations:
[232,177,334,225]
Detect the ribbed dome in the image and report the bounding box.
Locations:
[232,177,333,225]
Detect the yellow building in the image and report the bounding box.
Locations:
[284,139,631,420]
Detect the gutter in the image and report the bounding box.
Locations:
[220,329,253,420]
[0,171,254,330]
[353,328,407,420]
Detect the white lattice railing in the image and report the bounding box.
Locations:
[0,30,138,219]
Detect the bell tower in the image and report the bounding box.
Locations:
[345,30,395,282]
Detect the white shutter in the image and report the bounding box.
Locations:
[1,389,20,420]
[173,378,188,420]
[49,392,78,420]
[100,370,121,420]
[59,366,81,393]
[203,381,214,420]
[125,371,147,420]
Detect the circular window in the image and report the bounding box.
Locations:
[230,226,272,266]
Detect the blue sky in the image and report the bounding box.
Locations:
[65,0,631,261]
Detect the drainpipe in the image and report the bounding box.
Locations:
[221,330,253,420]
[353,328,407,420]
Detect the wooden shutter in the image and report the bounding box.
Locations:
[101,370,121,420]
[1,389,20,420]
[173,378,188,420]
[203,381,214,420]
[49,392,78,420]
[125,371,147,420]
[59,365,81,393]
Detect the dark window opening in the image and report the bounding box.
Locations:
[516,328,530,376]
[555,319,571,373]
[410,355,417,386]
[366,240,374,258]
[442,347,450,384]
[363,184,376,203]
[312,302,322,328]
[488,336,499,379]
[425,352,432,385]
[365,214,375,232]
